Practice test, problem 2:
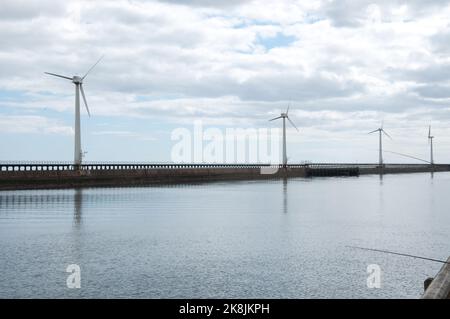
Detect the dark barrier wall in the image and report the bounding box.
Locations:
[0,167,308,190]
[0,163,449,190]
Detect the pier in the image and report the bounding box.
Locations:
[1,162,449,190]
[422,256,450,299]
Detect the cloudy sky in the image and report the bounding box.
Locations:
[1,0,450,163]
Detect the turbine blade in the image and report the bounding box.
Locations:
[44,72,72,80]
[428,125,431,138]
[368,129,378,134]
[80,84,91,117]
[382,129,392,139]
[269,116,282,121]
[82,55,104,80]
[287,116,299,131]
[286,103,290,115]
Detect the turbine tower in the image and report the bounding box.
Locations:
[269,104,299,167]
[428,125,434,165]
[368,123,392,167]
[45,56,103,168]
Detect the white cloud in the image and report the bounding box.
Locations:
[0,115,73,135]
[91,130,157,141]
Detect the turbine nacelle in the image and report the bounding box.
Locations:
[269,104,299,131]
[72,75,83,84]
[368,126,392,139]
[428,126,434,140]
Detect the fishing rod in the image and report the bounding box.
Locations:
[347,246,449,264]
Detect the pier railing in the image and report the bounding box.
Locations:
[0,163,297,172]
[0,162,438,172]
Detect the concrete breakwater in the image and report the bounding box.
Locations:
[0,163,449,190]
[0,165,306,190]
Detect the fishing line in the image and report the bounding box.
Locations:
[347,246,449,264]
[382,150,431,164]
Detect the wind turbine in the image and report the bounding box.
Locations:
[368,122,392,167]
[45,56,103,167]
[428,125,434,165]
[269,104,299,167]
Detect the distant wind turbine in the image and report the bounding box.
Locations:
[269,104,299,167]
[45,56,103,167]
[428,125,435,165]
[368,122,392,167]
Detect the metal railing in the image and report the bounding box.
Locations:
[0,163,304,172]
[0,162,442,173]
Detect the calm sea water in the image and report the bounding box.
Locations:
[0,172,449,298]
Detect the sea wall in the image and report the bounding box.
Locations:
[0,167,308,190]
[1,164,450,190]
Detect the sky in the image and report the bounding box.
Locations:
[1,0,450,164]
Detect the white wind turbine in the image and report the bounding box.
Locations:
[269,104,299,167]
[368,122,392,167]
[45,56,103,167]
[428,125,435,165]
